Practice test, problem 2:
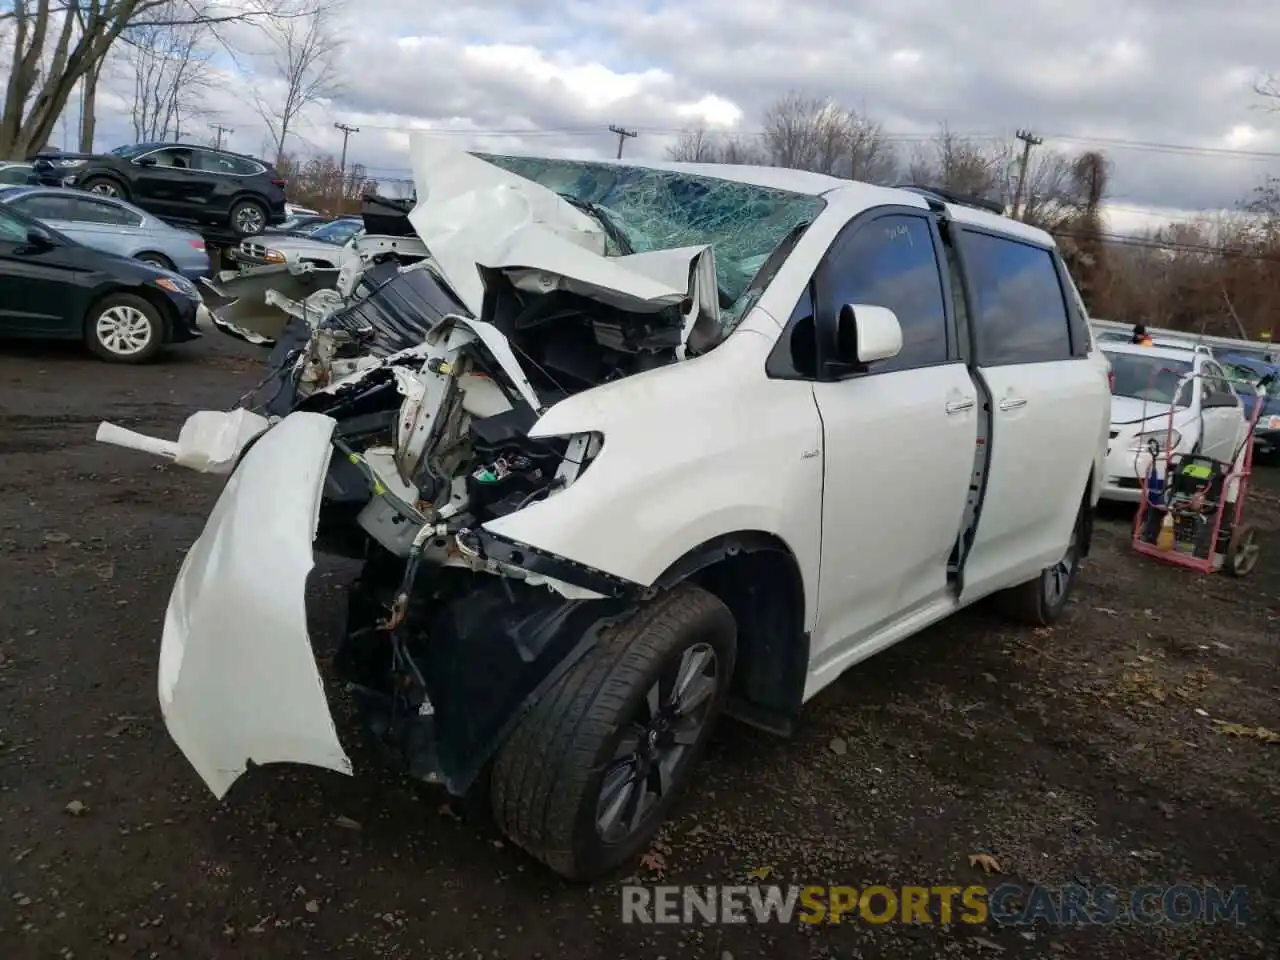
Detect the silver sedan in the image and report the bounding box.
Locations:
[0,185,210,280]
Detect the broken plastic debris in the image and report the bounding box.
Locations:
[96,409,270,474]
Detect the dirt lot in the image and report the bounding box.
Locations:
[1,333,1278,960]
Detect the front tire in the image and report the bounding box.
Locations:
[490,583,737,881]
[85,292,165,363]
[996,498,1086,626]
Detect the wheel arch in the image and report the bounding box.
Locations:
[81,170,130,195]
[227,190,269,212]
[134,249,176,269]
[653,530,810,735]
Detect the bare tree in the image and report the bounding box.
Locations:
[665,127,766,165]
[250,0,342,165]
[120,1,214,141]
[759,91,898,182]
[666,127,722,163]
[907,125,1006,200]
[1,1,280,158]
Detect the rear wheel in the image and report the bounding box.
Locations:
[996,498,1086,626]
[85,292,165,364]
[81,175,126,199]
[490,583,736,881]
[229,198,267,236]
[1223,524,1260,577]
[136,252,175,271]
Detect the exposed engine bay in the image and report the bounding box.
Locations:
[97,138,825,793]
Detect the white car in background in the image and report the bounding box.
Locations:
[1101,342,1248,501]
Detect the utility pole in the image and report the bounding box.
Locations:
[609,124,637,159]
[1011,129,1043,221]
[334,122,360,183]
[211,124,233,150]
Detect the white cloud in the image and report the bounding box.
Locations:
[41,0,1280,219]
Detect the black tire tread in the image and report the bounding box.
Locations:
[995,495,1087,627]
[491,583,734,879]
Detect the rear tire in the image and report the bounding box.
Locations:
[85,292,165,364]
[229,198,268,236]
[490,583,736,881]
[136,252,175,271]
[1223,524,1260,577]
[81,175,127,200]
[995,497,1086,626]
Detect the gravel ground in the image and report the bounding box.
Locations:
[1,333,1278,960]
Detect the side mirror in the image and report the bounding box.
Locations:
[134,156,157,167]
[835,303,903,367]
[24,225,56,250]
[1201,391,1239,409]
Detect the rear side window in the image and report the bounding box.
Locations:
[963,231,1073,365]
[0,166,31,185]
[200,152,262,176]
[63,196,142,227]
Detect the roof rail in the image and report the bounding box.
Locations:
[895,184,1007,216]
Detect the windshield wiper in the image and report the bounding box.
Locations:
[557,193,634,255]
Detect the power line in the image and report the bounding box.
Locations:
[211,123,233,150]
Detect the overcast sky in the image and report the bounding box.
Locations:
[74,0,1280,233]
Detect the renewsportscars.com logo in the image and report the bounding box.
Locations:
[620,883,1251,927]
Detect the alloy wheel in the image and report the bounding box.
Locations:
[95,305,153,356]
[595,642,719,844]
[235,205,265,234]
[89,181,119,197]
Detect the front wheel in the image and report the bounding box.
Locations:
[85,292,165,363]
[490,583,737,881]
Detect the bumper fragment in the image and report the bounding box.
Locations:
[158,412,351,798]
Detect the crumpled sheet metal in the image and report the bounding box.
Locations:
[406,136,719,330]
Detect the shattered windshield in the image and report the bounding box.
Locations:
[476,154,826,329]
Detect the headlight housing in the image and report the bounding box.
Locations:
[264,249,286,264]
[56,158,86,168]
[154,275,199,300]
[1129,429,1181,454]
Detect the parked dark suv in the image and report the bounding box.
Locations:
[31,142,289,236]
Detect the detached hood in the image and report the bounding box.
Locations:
[407,136,719,332]
[1109,395,1191,428]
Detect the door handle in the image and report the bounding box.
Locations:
[998,397,1028,411]
[945,398,975,414]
